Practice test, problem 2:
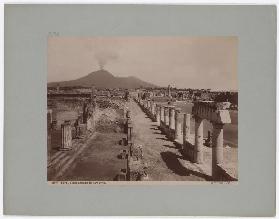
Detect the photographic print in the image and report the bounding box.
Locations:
[47,37,238,184]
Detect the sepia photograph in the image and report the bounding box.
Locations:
[47,37,238,183]
[4,3,276,216]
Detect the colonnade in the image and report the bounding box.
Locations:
[136,97,232,179]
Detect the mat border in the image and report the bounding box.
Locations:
[4,4,276,216]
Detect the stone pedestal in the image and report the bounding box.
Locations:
[174,108,182,141]
[194,116,203,163]
[126,109,131,119]
[127,119,133,143]
[60,121,72,151]
[212,123,224,177]
[183,113,191,146]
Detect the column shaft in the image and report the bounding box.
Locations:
[169,107,175,130]
[212,123,224,177]
[61,122,72,150]
[156,105,161,125]
[160,106,164,126]
[183,113,191,146]
[164,106,169,126]
[194,117,203,163]
[175,109,182,141]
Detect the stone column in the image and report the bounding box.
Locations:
[194,116,203,163]
[156,105,161,126]
[160,106,164,127]
[174,108,182,141]
[149,101,153,114]
[60,121,72,151]
[183,113,191,146]
[167,85,171,97]
[151,102,156,116]
[212,123,224,177]
[164,106,169,126]
[169,106,175,130]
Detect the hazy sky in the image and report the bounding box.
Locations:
[48,37,237,90]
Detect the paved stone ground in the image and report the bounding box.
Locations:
[128,100,208,181]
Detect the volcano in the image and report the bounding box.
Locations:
[47,70,157,89]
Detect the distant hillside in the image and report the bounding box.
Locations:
[48,70,157,89]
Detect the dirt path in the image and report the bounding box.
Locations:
[128,100,206,181]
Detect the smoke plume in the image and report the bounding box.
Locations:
[95,51,118,70]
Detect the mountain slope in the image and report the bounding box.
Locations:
[48,70,157,89]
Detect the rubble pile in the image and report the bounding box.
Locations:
[95,99,126,133]
[97,99,126,111]
[96,113,123,133]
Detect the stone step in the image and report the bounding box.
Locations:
[48,152,68,168]
[52,133,97,180]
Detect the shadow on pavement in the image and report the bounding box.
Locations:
[160,151,211,180]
